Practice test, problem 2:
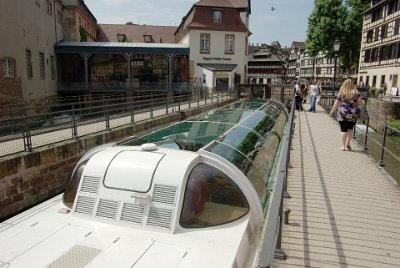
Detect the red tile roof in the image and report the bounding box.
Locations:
[97,24,178,43]
[194,0,249,9]
[188,6,248,32]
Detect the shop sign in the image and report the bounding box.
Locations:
[203,56,232,61]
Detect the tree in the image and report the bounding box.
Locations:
[306,0,346,57]
[341,0,370,73]
[306,0,369,73]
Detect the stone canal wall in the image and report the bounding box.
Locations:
[367,98,400,134]
[0,100,233,220]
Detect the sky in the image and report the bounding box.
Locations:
[84,0,314,48]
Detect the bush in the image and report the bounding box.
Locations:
[369,86,376,96]
[390,119,400,135]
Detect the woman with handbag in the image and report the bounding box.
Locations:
[329,78,363,151]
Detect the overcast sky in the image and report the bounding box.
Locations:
[84,0,314,48]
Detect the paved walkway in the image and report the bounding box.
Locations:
[274,103,400,267]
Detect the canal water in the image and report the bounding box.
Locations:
[354,124,400,182]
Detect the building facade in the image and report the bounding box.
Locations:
[247,43,287,85]
[0,0,65,103]
[0,0,97,105]
[358,0,400,94]
[287,42,305,82]
[175,0,251,90]
[299,51,338,84]
[61,0,97,42]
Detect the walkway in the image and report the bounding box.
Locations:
[274,103,400,267]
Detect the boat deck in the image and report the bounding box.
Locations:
[274,103,400,267]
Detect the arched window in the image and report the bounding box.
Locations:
[180,163,249,228]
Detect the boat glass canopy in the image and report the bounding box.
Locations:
[123,99,288,208]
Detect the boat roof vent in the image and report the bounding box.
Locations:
[141,143,158,151]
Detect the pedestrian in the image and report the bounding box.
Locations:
[329,78,363,151]
[316,81,322,105]
[301,83,307,103]
[294,81,303,110]
[308,80,318,112]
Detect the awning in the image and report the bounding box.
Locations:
[197,63,237,72]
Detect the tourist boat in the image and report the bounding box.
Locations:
[0,99,288,268]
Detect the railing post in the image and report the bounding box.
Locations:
[23,114,32,152]
[105,100,110,131]
[72,104,78,139]
[378,126,387,167]
[363,118,369,150]
[178,89,181,111]
[150,91,154,119]
[188,88,191,109]
[197,87,200,107]
[131,97,135,124]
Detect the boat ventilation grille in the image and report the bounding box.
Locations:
[80,176,100,194]
[96,199,119,220]
[147,207,173,229]
[152,184,177,205]
[120,203,145,224]
[74,196,96,216]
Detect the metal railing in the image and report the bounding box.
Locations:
[257,93,296,267]
[0,87,238,158]
[256,89,399,267]
[318,88,400,181]
[353,117,400,180]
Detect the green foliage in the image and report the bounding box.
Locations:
[369,86,376,96]
[340,0,370,72]
[390,119,400,134]
[306,0,369,72]
[306,0,346,57]
[79,27,88,42]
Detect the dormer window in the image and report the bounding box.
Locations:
[144,35,151,43]
[213,10,222,23]
[117,33,126,42]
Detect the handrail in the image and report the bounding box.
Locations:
[319,88,400,180]
[0,87,238,158]
[257,93,296,267]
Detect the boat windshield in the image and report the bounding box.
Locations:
[180,163,249,228]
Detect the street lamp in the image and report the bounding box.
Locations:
[332,38,341,104]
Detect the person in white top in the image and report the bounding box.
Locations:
[308,80,318,112]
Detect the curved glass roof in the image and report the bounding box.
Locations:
[123,99,288,208]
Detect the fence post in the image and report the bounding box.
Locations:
[105,100,110,131]
[131,97,135,124]
[378,126,387,167]
[165,90,169,115]
[23,114,32,152]
[178,89,181,111]
[188,88,191,109]
[197,87,200,107]
[363,118,369,150]
[72,104,78,139]
[150,91,154,119]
